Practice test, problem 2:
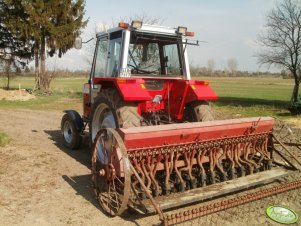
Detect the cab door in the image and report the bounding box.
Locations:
[93,36,109,78]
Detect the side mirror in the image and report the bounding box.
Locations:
[74,37,82,49]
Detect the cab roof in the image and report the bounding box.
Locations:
[96,23,180,38]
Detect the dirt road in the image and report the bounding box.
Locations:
[0,109,300,226]
[0,109,142,226]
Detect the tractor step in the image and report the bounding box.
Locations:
[133,168,289,213]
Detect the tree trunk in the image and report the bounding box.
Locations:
[6,69,10,90]
[40,33,47,91]
[290,82,299,105]
[40,36,46,76]
[4,61,11,90]
[34,45,39,74]
[7,70,10,90]
[34,41,40,91]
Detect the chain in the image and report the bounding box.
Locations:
[162,179,301,225]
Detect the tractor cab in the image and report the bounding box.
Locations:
[92,21,193,80]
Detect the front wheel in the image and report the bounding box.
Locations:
[61,114,82,149]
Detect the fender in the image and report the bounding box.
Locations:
[115,80,152,101]
[185,80,218,103]
[63,110,84,132]
[93,77,152,101]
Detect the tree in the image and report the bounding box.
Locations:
[258,0,301,105]
[227,58,238,76]
[0,0,32,89]
[207,59,215,75]
[116,12,164,27]
[5,0,88,92]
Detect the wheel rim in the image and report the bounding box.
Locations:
[92,103,116,142]
[63,120,73,144]
[91,128,131,216]
[92,103,117,162]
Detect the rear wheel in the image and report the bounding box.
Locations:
[90,89,142,144]
[61,114,82,149]
[184,101,214,122]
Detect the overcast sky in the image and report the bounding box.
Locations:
[45,0,278,72]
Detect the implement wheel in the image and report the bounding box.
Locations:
[91,128,131,216]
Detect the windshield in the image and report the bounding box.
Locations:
[128,32,183,76]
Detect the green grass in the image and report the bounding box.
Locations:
[0,76,87,93]
[206,77,293,102]
[0,76,35,90]
[0,76,87,111]
[0,131,10,147]
[197,77,295,118]
[0,76,298,118]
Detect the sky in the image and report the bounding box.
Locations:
[44,0,279,72]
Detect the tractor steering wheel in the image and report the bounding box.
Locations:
[127,64,159,74]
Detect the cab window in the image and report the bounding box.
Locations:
[128,32,183,76]
[94,38,108,77]
[107,36,122,77]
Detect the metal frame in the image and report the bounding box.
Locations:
[181,37,191,80]
[119,30,131,77]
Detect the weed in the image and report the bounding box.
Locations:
[0,132,10,147]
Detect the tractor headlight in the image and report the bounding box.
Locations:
[177,26,187,34]
[131,20,143,29]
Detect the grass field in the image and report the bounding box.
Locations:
[202,77,295,117]
[0,77,87,110]
[0,76,87,93]
[0,76,299,118]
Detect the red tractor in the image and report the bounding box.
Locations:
[61,21,301,225]
[61,21,217,149]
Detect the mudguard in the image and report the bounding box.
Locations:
[185,80,218,103]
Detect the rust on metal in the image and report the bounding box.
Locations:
[129,163,165,220]
[90,117,301,226]
[162,179,301,226]
[91,128,131,216]
[137,168,289,213]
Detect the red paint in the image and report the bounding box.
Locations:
[118,117,275,150]
[90,77,218,120]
